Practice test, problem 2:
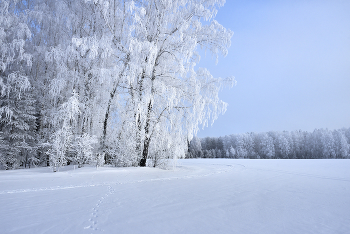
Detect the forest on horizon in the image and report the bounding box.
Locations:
[188,127,350,160]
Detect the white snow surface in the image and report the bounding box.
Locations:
[1,159,350,234]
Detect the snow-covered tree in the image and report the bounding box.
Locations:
[47,90,97,170]
[0,0,36,169]
[65,0,235,166]
[236,134,247,159]
[259,133,275,159]
[229,146,236,158]
[190,136,202,152]
[333,130,349,159]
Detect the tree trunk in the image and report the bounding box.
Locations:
[135,113,142,156]
[139,100,152,167]
[102,86,117,150]
[101,61,128,150]
[139,137,150,167]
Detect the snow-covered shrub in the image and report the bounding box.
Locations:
[73,133,98,167]
[47,127,72,172]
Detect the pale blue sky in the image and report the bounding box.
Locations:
[197,0,350,137]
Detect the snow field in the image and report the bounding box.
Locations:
[0,159,350,234]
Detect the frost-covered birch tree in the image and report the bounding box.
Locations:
[69,0,234,166]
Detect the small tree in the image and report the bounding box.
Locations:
[260,133,275,159]
[47,90,97,171]
[73,133,98,167]
[95,152,105,169]
[229,146,236,158]
[47,127,72,172]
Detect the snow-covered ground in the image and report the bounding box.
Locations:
[1,159,350,234]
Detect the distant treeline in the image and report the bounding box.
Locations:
[187,128,350,159]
